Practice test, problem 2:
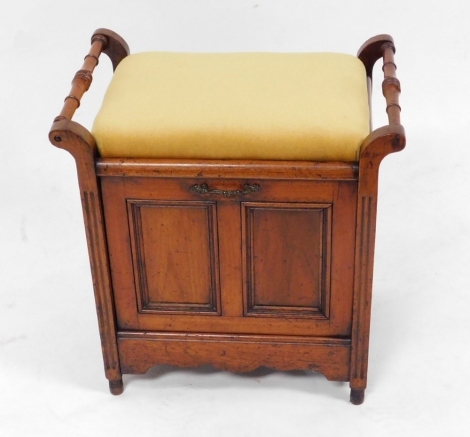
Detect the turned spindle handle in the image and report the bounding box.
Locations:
[357,35,402,126]
[380,42,401,125]
[53,29,130,124]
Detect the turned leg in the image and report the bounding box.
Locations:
[350,388,365,405]
[109,378,124,395]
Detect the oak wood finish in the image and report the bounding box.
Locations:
[350,35,405,403]
[128,199,221,315]
[49,29,130,395]
[49,30,405,404]
[242,202,331,318]
[100,177,356,337]
[95,159,359,180]
[118,332,351,381]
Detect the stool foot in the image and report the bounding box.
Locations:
[350,388,365,405]
[109,378,124,395]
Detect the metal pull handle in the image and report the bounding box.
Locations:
[189,183,260,197]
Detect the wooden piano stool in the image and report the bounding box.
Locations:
[49,29,405,404]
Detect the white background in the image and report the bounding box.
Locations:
[1,1,469,435]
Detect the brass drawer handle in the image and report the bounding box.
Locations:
[189,183,260,197]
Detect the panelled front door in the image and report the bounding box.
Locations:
[101,176,357,337]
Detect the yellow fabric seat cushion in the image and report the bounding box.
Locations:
[92,52,370,161]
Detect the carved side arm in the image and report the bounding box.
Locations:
[47,29,130,392]
[357,34,405,161]
[49,28,129,157]
[349,36,407,402]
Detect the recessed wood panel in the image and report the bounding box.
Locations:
[101,177,356,336]
[128,200,220,314]
[243,202,331,318]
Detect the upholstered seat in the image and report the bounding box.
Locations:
[92,52,370,161]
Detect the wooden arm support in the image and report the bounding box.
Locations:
[349,37,407,403]
[47,30,130,389]
[52,29,130,124]
[358,35,405,161]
